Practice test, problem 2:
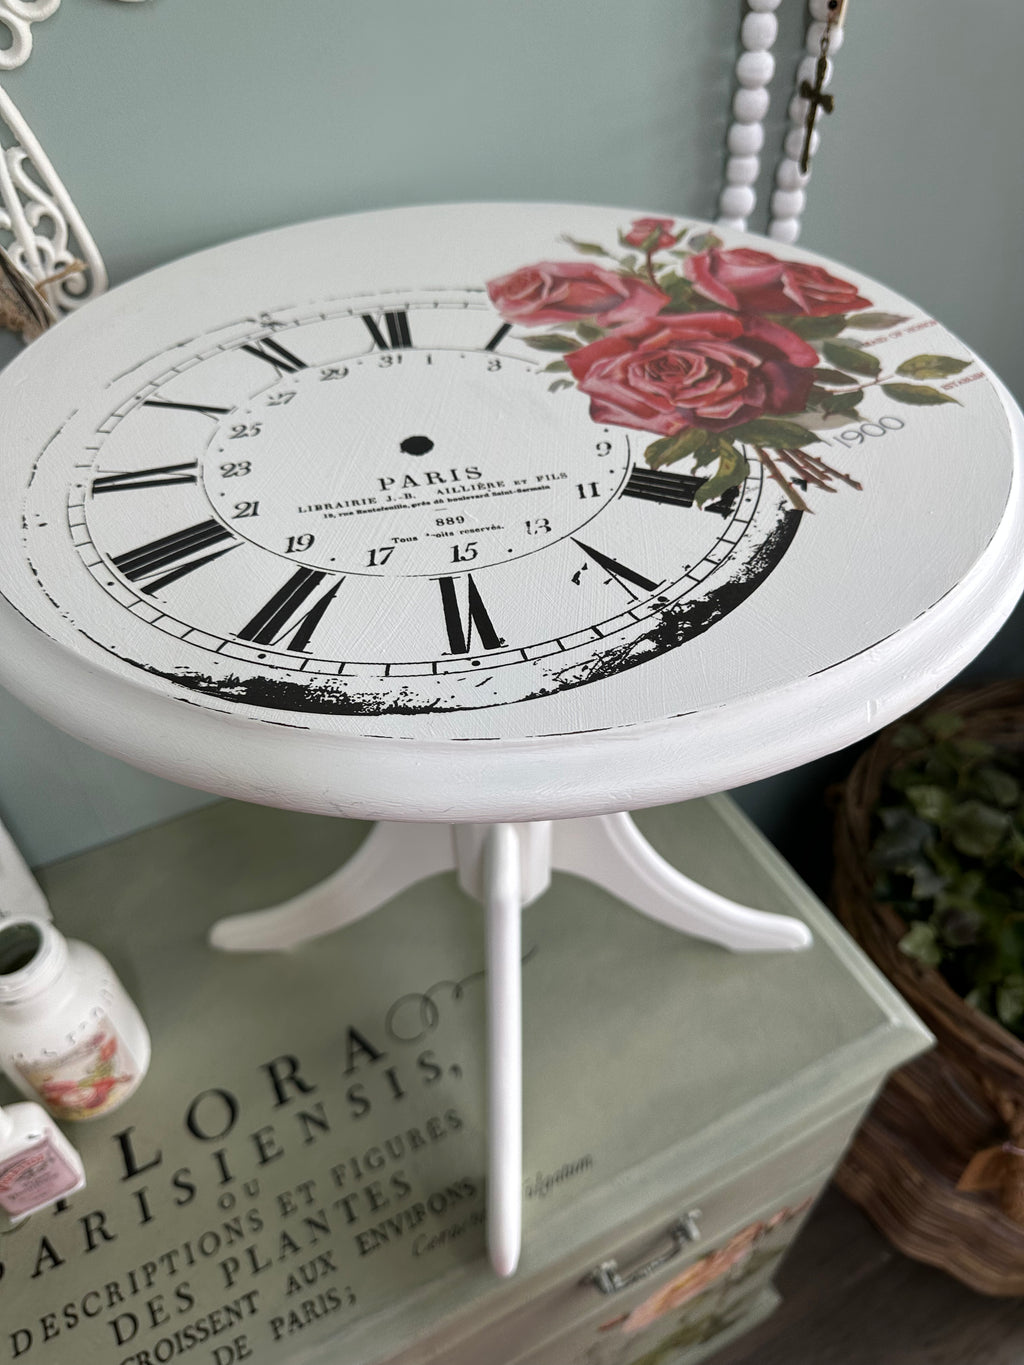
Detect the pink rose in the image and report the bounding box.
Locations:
[685,247,871,316]
[623,217,677,250]
[565,312,818,436]
[487,261,668,328]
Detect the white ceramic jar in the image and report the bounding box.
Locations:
[0,918,150,1120]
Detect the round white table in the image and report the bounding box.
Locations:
[0,203,1021,1274]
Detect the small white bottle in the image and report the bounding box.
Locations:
[0,918,150,1120]
[0,1100,86,1219]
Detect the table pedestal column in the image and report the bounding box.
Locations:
[209,814,812,1276]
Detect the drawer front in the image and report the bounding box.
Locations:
[504,1173,823,1365]
[410,1100,866,1365]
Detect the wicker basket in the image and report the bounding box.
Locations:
[832,679,1024,1295]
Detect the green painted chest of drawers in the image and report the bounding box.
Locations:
[0,795,928,1365]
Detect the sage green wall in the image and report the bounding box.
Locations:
[0,0,1019,872]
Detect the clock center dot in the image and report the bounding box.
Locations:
[400,435,434,456]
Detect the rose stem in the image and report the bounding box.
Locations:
[755,447,811,513]
[644,251,659,289]
[778,450,833,491]
[799,448,863,490]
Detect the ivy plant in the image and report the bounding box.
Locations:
[870,713,1024,1036]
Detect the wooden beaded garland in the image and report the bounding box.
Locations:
[767,0,848,243]
[716,0,783,231]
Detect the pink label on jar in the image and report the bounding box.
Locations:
[0,1133,80,1216]
[17,1016,139,1120]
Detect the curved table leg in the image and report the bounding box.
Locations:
[208,806,810,1280]
[552,813,812,953]
[208,821,456,951]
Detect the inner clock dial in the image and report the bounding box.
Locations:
[201,350,628,578]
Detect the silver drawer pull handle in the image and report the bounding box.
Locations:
[587,1210,702,1295]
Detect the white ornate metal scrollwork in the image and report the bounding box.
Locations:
[0,0,61,73]
[0,82,106,317]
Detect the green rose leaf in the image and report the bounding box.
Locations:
[782,314,849,340]
[562,236,608,257]
[728,418,821,448]
[659,275,702,313]
[695,447,750,507]
[813,367,859,386]
[847,312,910,330]
[524,334,580,353]
[644,429,711,470]
[899,921,942,967]
[819,387,864,414]
[574,322,604,343]
[895,354,971,380]
[880,382,959,406]
[548,379,573,392]
[542,359,569,373]
[686,231,723,253]
[822,340,881,377]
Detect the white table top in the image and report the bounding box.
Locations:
[0,203,1021,821]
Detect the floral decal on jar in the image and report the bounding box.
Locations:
[19,1023,138,1120]
[488,220,971,513]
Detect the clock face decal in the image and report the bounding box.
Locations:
[1,204,1012,749]
[24,288,799,717]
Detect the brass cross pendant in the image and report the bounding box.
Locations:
[799,52,835,173]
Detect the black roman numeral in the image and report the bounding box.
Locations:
[484,322,512,351]
[112,519,238,594]
[142,400,232,419]
[240,337,307,373]
[93,462,199,494]
[572,539,660,601]
[438,575,502,655]
[237,568,343,652]
[361,310,412,350]
[621,467,704,508]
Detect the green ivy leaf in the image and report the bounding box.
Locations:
[695,448,750,508]
[644,429,711,470]
[846,312,911,330]
[727,418,821,448]
[899,921,942,967]
[948,800,1010,858]
[905,784,953,824]
[895,354,971,380]
[562,236,609,257]
[524,334,580,353]
[893,724,927,750]
[781,314,849,340]
[997,976,1024,1029]
[924,713,963,740]
[822,340,881,377]
[880,382,959,406]
[976,766,1021,809]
